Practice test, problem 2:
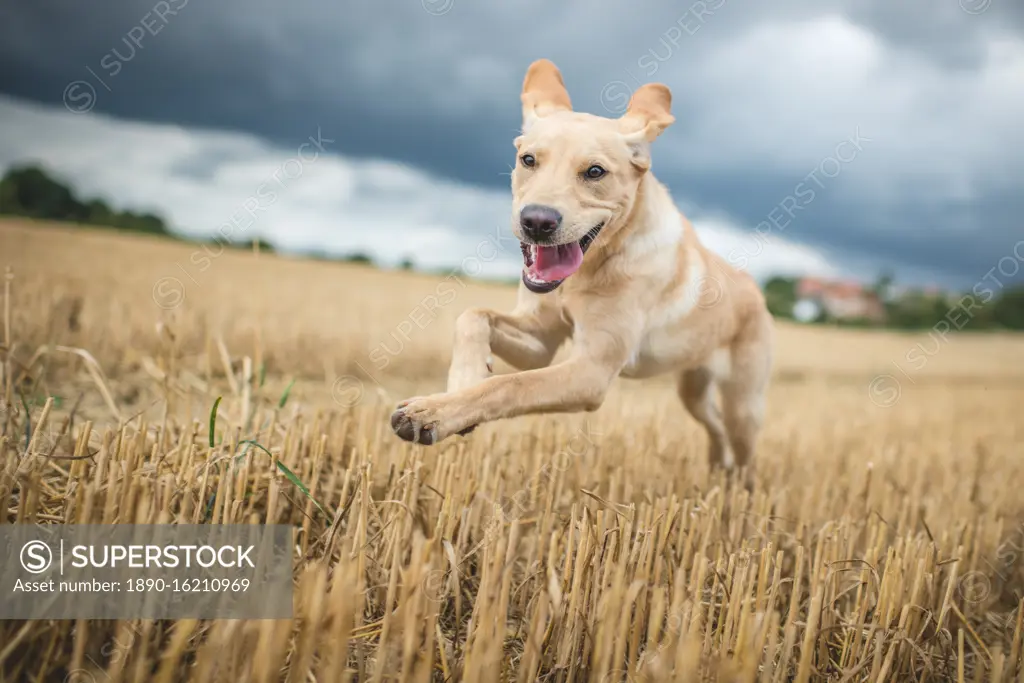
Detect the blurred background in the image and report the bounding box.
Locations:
[1,0,1023,331]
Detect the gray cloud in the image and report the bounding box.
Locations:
[1,0,1021,288]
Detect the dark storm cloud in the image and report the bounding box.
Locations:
[844,0,1024,68]
[1,0,1021,287]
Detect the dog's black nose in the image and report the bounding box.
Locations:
[520,204,562,240]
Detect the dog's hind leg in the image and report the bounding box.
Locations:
[678,366,732,469]
[719,312,773,478]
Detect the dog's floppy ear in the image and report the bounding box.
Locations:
[521,59,572,131]
[620,83,674,170]
[621,83,675,141]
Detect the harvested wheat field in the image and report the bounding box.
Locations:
[2,218,1023,682]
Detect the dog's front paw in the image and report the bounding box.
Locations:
[390,396,453,445]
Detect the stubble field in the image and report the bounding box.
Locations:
[1,218,1023,682]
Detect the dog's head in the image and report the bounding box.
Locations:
[511,59,674,293]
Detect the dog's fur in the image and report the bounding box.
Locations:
[390,59,773,476]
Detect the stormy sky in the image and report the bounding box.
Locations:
[1,0,1022,287]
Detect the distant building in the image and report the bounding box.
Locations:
[793,276,886,323]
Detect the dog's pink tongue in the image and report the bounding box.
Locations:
[532,243,583,281]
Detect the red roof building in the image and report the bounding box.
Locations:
[794,277,886,322]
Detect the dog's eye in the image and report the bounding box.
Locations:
[584,165,606,179]
[520,154,536,168]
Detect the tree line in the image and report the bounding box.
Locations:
[0,164,403,266]
[0,164,388,266]
[764,275,1024,331]
[0,164,172,237]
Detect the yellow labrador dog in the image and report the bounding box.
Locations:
[391,59,773,475]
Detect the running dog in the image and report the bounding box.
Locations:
[390,59,773,475]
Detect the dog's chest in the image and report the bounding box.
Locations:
[619,322,711,379]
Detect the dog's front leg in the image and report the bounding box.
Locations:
[447,295,570,393]
[392,314,637,445]
[445,295,571,435]
[391,359,613,444]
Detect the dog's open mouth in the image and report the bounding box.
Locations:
[520,223,604,293]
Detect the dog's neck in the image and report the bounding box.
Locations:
[575,172,681,282]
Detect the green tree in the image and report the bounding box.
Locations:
[0,165,83,220]
[762,276,798,319]
[85,199,114,226]
[992,285,1024,330]
[872,268,895,301]
[0,164,172,238]
[252,238,275,253]
[344,252,374,266]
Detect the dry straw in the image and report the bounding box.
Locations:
[2,222,1023,681]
